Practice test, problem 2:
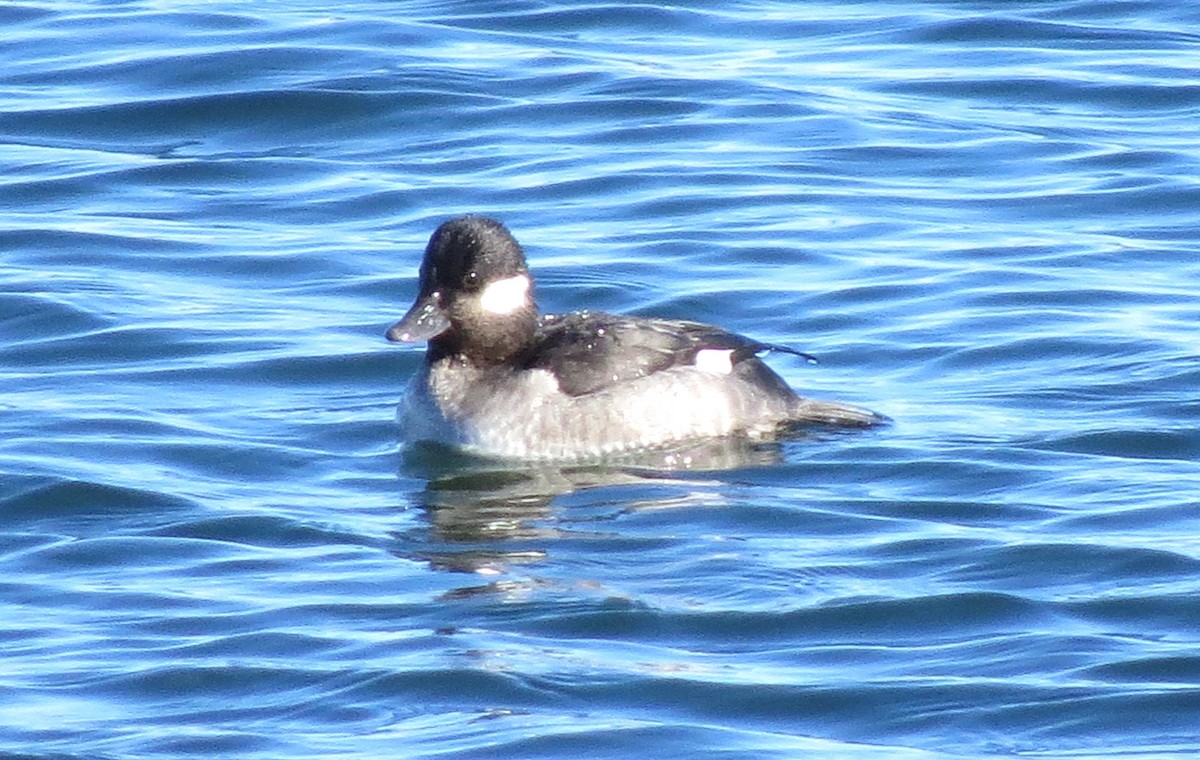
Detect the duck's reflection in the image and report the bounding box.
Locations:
[395,437,788,580]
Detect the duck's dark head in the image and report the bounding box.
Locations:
[387,215,539,365]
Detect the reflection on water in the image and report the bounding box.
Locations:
[394,438,788,579]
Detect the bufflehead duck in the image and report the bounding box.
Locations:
[386,215,885,461]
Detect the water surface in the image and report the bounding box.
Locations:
[3,1,1200,758]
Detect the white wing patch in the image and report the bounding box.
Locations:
[479,274,531,315]
[694,348,734,375]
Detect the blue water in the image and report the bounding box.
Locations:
[3,1,1200,757]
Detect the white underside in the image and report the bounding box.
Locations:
[399,360,799,462]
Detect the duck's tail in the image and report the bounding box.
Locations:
[790,398,890,428]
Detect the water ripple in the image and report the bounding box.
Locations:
[3,1,1200,758]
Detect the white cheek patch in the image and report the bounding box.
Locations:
[694,348,734,375]
[479,274,531,315]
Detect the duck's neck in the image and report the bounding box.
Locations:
[428,307,538,368]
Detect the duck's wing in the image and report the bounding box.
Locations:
[524,312,813,397]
